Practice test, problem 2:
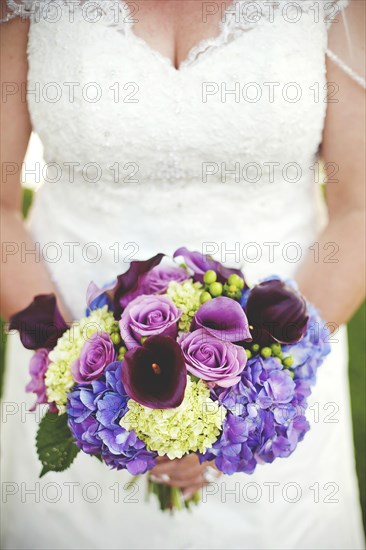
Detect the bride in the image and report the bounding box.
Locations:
[0,1,365,548]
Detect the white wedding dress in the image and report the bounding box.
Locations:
[1,1,365,549]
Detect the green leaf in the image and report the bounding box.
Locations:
[36,412,79,477]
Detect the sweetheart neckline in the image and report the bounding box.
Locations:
[117,0,240,73]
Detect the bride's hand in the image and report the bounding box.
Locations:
[149,454,220,499]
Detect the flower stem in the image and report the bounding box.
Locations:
[147,476,200,512]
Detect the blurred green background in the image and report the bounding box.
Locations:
[0,188,365,532]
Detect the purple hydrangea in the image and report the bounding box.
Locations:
[67,362,157,474]
[282,303,331,384]
[201,305,329,474]
[26,348,50,410]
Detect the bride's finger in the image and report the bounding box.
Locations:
[150,465,206,487]
[166,474,204,489]
[150,454,197,476]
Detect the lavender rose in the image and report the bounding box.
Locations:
[141,265,189,294]
[71,332,116,384]
[119,295,182,349]
[26,348,50,410]
[178,328,247,387]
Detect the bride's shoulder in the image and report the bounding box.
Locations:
[0,0,34,23]
[1,2,30,78]
[0,0,108,24]
[0,0,33,23]
[0,0,81,24]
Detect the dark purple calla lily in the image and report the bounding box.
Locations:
[87,254,165,320]
[9,294,68,350]
[245,279,309,345]
[121,335,187,409]
[113,254,165,318]
[173,247,245,284]
[191,296,252,342]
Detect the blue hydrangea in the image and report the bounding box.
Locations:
[67,362,157,474]
[86,292,113,316]
[202,305,329,474]
[282,303,331,384]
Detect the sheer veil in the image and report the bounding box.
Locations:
[327,0,366,89]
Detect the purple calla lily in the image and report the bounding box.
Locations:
[245,279,309,345]
[173,247,245,284]
[86,254,165,320]
[191,296,252,342]
[9,294,68,350]
[121,335,187,409]
[114,254,164,319]
[113,254,165,316]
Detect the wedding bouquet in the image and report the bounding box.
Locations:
[10,248,330,511]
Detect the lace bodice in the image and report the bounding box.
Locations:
[1,0,362,317]
[4,1,365,84]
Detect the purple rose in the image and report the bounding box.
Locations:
[119,295,182,349]
[179,329,247,387]
[26,348,50,410]
[141,265,189,294]
[71,332,116,384]
[192,297,252,342]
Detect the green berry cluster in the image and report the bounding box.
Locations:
[200,271,245,303]
[246,342,295,377]
[117,345,127,360]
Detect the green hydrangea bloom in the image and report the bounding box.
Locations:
[45,306,117,410]
[120,377,226,459]
[166,279,203,332]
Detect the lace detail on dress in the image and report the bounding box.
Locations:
[0,0,116,23]
[0,0,350,25]
[141,0,352,71]
[179,0,351,70]
[178,0,272,70]
[2,2,363,87]
[1,0,34,22]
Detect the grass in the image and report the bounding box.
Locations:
[0,188,365,532]
[348,301,366,529]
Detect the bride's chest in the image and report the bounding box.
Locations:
[26,1,329,177]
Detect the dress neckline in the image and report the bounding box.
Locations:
[118,0,239,72]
